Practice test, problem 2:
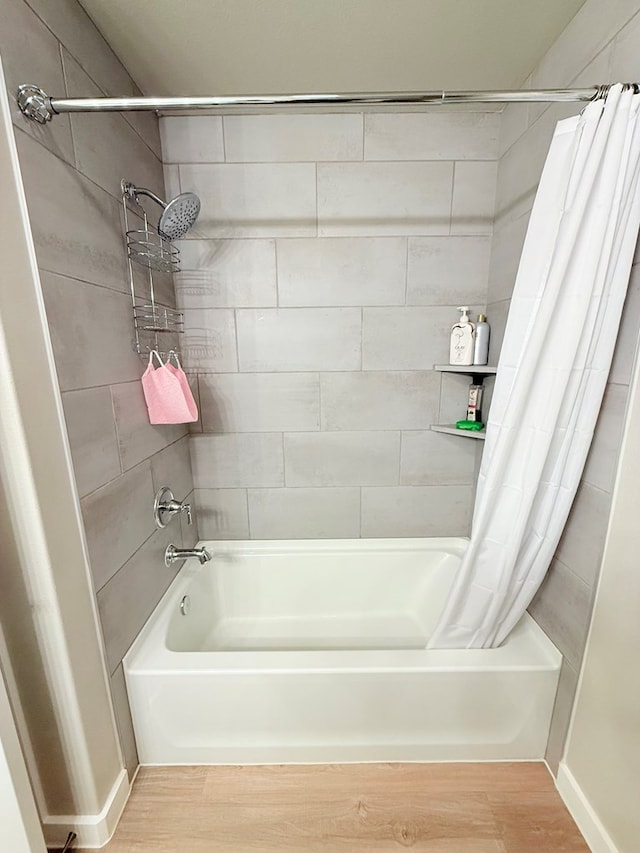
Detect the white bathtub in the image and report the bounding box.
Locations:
[124,538,561,765]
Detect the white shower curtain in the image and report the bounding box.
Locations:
[430,84,640,649]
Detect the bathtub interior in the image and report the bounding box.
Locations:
[166,539,467,653]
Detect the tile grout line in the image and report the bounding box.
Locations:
[221,115,227,163]
[281,431,287,487]
[195,373,204,433]
[58,43,79,169]
[245,487,252,539]
[318,373,324,433]
[404,237,410,305]
[315,161,319,237]
[275,239,280,308]
[107,385,125,476]
[449,161,456,237]
[233,309,241,372]
[181,156,507,166]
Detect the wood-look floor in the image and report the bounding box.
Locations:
[89,763,589,852]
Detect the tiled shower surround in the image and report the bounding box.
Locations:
[162,112,500,539]
[2,0,636,795]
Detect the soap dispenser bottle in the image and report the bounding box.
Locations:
[449,306,475,365]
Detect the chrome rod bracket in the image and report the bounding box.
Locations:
[121,179,138,203]
[16,84,55,123]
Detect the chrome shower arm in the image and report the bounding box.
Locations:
[123,181,167,209]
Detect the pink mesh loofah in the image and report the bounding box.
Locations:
[141,351,198,424]
[166,351,198,421]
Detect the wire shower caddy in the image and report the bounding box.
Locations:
[121,179,183,359]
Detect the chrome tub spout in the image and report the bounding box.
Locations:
[165,544,212,567]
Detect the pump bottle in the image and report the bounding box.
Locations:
[449,306,475,365]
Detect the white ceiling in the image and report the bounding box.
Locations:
[77,0,587,98]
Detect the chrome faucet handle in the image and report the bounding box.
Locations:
[166,498,192,525]
[171,501,193,525]
[154,486,192,528]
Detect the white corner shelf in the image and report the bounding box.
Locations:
[431,365,496,440]
[431,424,486,441]
[433,364,497,376]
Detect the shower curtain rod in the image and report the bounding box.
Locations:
[16,83,627,124]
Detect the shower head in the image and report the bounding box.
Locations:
[122,181,200,240]
[158,192,201,240]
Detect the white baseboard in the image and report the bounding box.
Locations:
[556,762,619,853]
[43,768,130,848]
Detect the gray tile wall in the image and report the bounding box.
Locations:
[486,0,640,774]
[162,110,502,539]
[0,0,197,779]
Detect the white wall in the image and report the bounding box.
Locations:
[162,110,501,539]
[557,310,640,852]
